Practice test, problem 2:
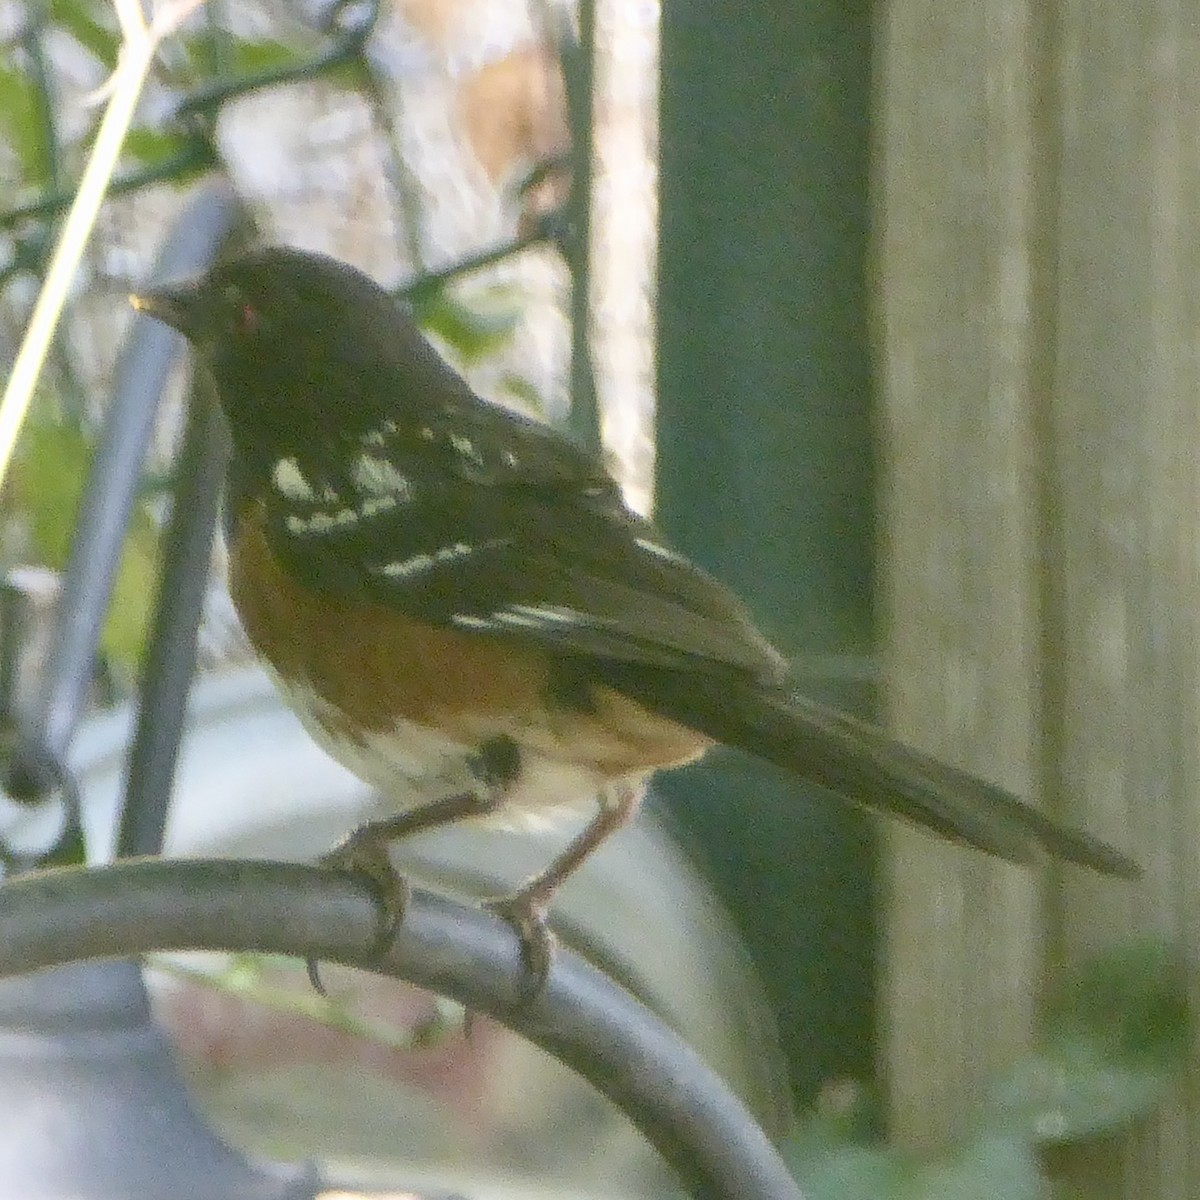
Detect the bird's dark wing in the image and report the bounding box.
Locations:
[257,402,786,680]
[251,399,1141,880]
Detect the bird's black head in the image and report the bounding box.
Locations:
[130,247,470,475]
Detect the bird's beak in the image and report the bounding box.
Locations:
[127,280,199,335]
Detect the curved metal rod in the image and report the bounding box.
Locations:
[0,858,805,1200]
[5,182,240,824]
[116,379,229,859]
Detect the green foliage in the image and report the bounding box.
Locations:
[44,0,308,88]
[411,282,545,413]
[1044,939,1190,1067]
[992,1042,1168,1147]
[411,284,526,367]
[48,0,120,71]
[6,6,324,198]
[495,370,545,412]
[120,126,197,171]
[6,405,161,680]
[786,1122,1055,1200]
[179,34,304,79]
[0,64,47,186]
[782,1087,914,1199]
[782,940,1189,1199]
[992,940,1190,1144]
[916,1134,1048,1200]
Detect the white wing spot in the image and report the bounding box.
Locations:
[351,453,411,499]
[362,420,399,447]
[360,495,398,518]
[285,508,360,534]
[380,553,434,578]
[506,604,582,624]
[379,542,475,579]
[494,610,542,629]
[634,536,687,564]
[272,457,316,502]
[449,433,483,465]
[452,614,493,630]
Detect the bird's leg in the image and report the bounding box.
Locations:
[310,735,519,991]
[486,782,639,1001]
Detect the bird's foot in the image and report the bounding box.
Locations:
[309,826,411,994]
[484,890,556,1004]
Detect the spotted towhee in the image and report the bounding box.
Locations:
[131,247,1138,982]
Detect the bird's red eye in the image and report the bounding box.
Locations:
[235,303,259,335]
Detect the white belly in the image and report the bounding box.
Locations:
[273,673,644,831]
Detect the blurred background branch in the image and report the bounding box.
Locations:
[0,0,205,492]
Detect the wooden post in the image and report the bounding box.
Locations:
[877,1,1200,1193]
[876,0,1043,1151]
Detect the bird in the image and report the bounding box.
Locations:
[129,246,1139,989]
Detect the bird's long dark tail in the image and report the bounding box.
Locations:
[606,667,1140,878]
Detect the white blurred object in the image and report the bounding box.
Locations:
[70,667,789,1198]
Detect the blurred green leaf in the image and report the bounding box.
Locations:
[179,33,303,79]
[786,1141,909,1200]
[775,943,1188,1197]
[100,515,159,679]
[7,406,160,678]
[49,0,120,70]
[782,1083,912,1200]
[784,1103,1052,1200]
[992,1044,1167,1145]
[121,126,194,170]
[913,1132,1048,1200]
[0,64,46,184]
[990,940,1189,1143]
[413,286,525,366]
[321,59,364,90]
[225,36,303,76]
[496,371,545,414]
[1043,939,1190,1067]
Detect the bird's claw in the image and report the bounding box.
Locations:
[309,825,558,1009]
[308,830,411,994]
[484,892,556,1004]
